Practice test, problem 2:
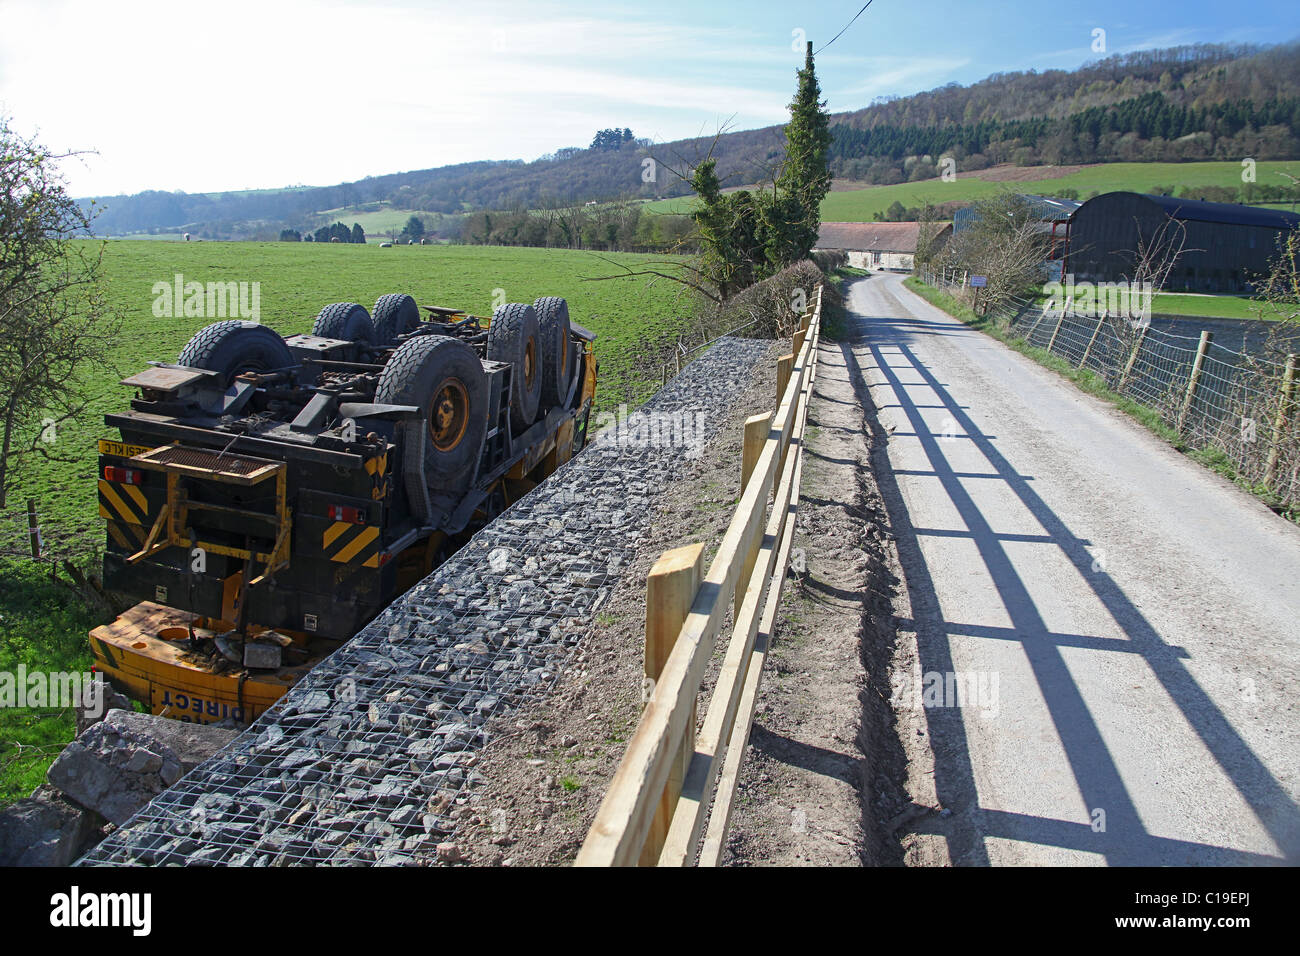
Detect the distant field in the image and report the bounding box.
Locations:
[822,160,1300,221]
[1151,293,1290,321]
[314,203,451,237]
[13,241,697,555]
[1031,286,1290,321]
[642,161,1300,222]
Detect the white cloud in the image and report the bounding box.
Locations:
[829,56,973,103]
[0,0,794,194]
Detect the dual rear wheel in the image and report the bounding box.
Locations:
[486,297,575,431]
[310,294,421,347]
[176,294,578,493]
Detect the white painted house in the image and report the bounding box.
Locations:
[815,221,952,272]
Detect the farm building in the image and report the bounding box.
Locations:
[815,221,952,271]
[1065,192,1300,293]
[954,194,1080,280]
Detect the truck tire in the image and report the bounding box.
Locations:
[312,302,375,343]
[534,296,574,407]
[373,293,421,345]
[177,321,294,386]
[488,303,542,431]
[377,335,487,487]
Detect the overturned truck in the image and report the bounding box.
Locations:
[91,293,596,724]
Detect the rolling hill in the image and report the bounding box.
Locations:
[81,40,1300,240]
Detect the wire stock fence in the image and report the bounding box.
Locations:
[658,316,761,386]
[917,269,1300,514]
[0,498,47,562]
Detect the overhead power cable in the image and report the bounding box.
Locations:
[815,0,874,55]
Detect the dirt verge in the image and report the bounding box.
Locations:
[720,332,914,866]
[449,344,781,866]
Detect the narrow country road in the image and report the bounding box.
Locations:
[844,272,1300,865]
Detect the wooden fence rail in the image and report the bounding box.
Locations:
[578,284,823,866]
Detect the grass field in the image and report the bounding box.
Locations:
[11,240,697,555]
[0,563,99,805]
[0,239,700,805]
[1153,293,1291,320]
[642,161,1300,222]
[1030,286,1291,321]
[823,160,1300,221]
[314,203,453,238]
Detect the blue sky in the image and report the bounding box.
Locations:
[0,0,1295,196]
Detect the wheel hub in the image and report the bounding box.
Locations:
[429,378,470,452]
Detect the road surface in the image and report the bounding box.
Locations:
[845,271,1300,865]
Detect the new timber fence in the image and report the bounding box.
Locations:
[916,269,1300,514]
[577,285,823,866]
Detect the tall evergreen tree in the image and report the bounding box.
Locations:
[769,41,832,268]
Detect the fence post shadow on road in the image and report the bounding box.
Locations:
[835,299,1299,866]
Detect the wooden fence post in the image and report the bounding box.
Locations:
[1177,330,1213,434]
[776,354,793,408]
[1046,305,1069,354]
[741,413,771,491]
[1265,353,1297,489]
[1079,313,1106,369]
[1118,325,1148,390]
[792,328,806,358]
[737,413,772,620]
[1029,295,1069,343]
[639,542,706,866]
[26,499,41,559]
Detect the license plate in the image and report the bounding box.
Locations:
[98,438,151,459]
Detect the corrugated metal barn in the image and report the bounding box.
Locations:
[954,194,1080,280]
[1065,192,1300,293]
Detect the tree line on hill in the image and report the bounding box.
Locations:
[454,202,698,252]
[831,92,1300,184]
[840,42,1295,132]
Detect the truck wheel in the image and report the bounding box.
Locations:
[313,302,376,343]
[534,296,574,407]
[488,303,542,431]
[377,335,487,487]
[177,321,294,386]
[373,293,421,345]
